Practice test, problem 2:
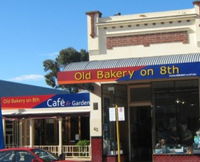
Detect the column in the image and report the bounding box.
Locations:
[24,120,28,146]
[19,119,23,146]
[78,116,81,139]
[2,118,6,145]
[29,119,34,147]
[58,117,63,155]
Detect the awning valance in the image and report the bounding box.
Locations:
[58,53,200,84]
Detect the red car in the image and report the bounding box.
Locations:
[0,147,67,162]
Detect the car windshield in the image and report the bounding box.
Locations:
[0,150,15,162]
[32,149,59,161]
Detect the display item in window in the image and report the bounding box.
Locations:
[194,130,200,148]
[179,123,193,146]
[167,126,180,144]
[155,139,167,153]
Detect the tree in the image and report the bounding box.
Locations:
[43,47,90,92]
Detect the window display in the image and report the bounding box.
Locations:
[153,80,199,155]
[193,130,200,154]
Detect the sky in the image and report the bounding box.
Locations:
[0,0,196,88]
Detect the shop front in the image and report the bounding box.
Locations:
[58,53,200,162]
[101,79,199,162]
[55,2,200,161]
[1,93,92,160]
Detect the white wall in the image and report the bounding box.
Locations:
[87,7,200,61]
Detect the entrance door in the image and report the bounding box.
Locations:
[130,106,152,162]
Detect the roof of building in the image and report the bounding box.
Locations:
[98,9,196,26]
[63,53,200,71]
[0,80,67,97]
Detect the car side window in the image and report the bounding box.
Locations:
[15,150,35,162]
[0,150,15,162]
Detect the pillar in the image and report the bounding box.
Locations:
[58,117,63,155]
[2,118,6,145]
[19,119,23,146]
[29,119,34,147]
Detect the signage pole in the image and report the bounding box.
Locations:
[115,105,121,162]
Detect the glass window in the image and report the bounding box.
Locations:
[70,116,79,141]
[62,115,90,145]
[102,84,128,155]
[32,149,58,161]
[130,86,151,102]
[153,80,199,154]
[15,150,35,162]
[34,119,58,145]
[0,150,15,162]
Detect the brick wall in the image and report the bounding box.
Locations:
[91,137,103,162]
[153,154,200,162]
[107,31,188,49]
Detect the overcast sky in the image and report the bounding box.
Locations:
[0,0,195,87]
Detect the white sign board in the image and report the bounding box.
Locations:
[109,108,116,121]
[109,107,125,121]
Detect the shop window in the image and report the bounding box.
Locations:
[34,119,58,145]
[5,120,20,147]
[153,80,199,155]
[62,115,90,145]
[102,84,128,156]
[81,117,90,140]
[70,117,79,141]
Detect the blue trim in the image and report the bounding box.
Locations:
[117,62,200,81]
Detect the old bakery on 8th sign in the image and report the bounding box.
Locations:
[58,1,200,162]
[59,64,187,84]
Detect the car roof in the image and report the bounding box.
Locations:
[0,147,35,151]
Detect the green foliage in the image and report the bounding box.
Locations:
[76,140,90,146]
[43,47,90,92]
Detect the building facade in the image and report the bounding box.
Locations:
[58,1,200,162]
[0,80,93,161]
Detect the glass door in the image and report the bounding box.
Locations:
[130,106,152,162]
[128,84,153,162]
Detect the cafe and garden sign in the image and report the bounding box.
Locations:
[1,93,90,110]
[58,62,200,84]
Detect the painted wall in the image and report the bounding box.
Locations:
[86,2,200,161]
[87,3,200,61]
[90,83,102,137]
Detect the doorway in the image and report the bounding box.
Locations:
[130,106,152,162]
